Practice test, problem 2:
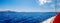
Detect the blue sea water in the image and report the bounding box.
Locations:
[0,12,57,23]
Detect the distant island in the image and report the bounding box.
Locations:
[0,10,15,12]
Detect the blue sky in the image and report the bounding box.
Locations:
[0,0,60,12]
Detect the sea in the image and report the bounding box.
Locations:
[0,11,57,23]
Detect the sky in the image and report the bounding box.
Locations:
[0,0,60,12]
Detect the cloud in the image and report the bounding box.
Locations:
[56,8,60,12]
[50,4,55,9]
[56,2,60,12]
[58,3,60,6]
[38,0,52,5]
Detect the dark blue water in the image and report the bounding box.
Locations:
[0,12,57,23]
